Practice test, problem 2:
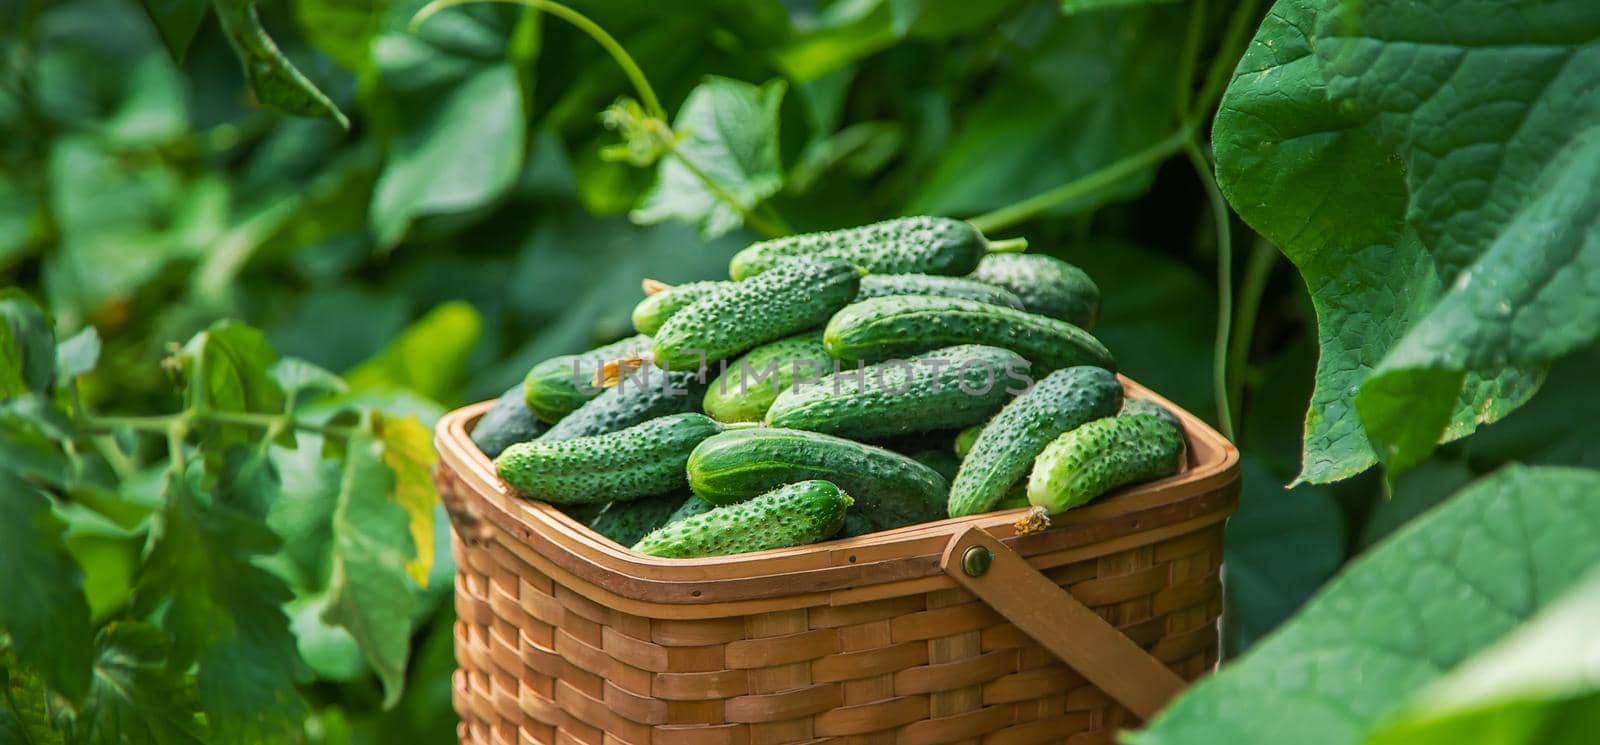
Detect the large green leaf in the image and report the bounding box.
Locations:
[322,434,416,707]
[1212,0,1597,482]
[631,77,787,238]
[907,6,1184,217]
[1133,465,1600,745]
[135,475,307,743]
[370,0,532,246]
[71,624,207,745]
[0,470,93,702]
[1366,569,1600,745]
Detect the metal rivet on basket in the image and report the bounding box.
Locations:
[961,546,993,577]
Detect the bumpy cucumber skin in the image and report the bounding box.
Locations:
[1026,414,1184,514]
[857,274,1023,309]
[496,413,723,504]
[588,493,686,547]
[632,281,732,335]
[632,480,853,558]
[653,258,860,371]
[824,296,1115,374]
[664,493,715,526]
[523,334,653,423]
[472,385,547,458]
[540,369,707,441]
[687,428,948,533]
[766,345,1029,440]
[703,332,833,423]
[970,253,1101,329]
[1120,398,1181,428]
[730,216,988,280]
[948,366,1123,517]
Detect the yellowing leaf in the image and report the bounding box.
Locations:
[375,412,438,586]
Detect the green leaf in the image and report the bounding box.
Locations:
[294,0,385,72]
[345,300,482,402]
[370,0,530,246]
[322,434,416,707]
[1062,0,1181,14]
[1211,0,1596,482]
[907,5,1186,217]
[0,470,93,702]
[72,623,207,745]
[774,0,898,82]
[631,77,787,239]
[1223,456,1345,655]
[272,356,350,402]
[1133,465,1600,745]
[374,413,439,585]
[212,0,350,127]
[1366,569,1600,745]
[0,289,57,397]
[138,0,212,61]
[0,665,68,745]
[135,475,307,743]
[182,320,286,417]
[55,326,101,380]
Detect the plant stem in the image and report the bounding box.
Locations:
[1184,137,1235,440]
[969,128,1191,234]
[1175,0,1209,119]
[87,411,361,439]
[1228,237,1278,430]
[1189,0,1263,122]
[411,0,665,119]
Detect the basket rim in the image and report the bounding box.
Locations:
[435,374,1238,608]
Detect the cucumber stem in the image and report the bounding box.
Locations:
[985,237,1029,254]
[1013,506,1051,536]
[595,354,650,389]
[641,278,671,295]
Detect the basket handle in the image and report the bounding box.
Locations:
[939,526,1187,720]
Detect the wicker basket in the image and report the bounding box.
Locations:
[434,376,1238,745]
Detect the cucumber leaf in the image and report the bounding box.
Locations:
[1366,569,1600,745]
[1132,465,1600,745]
[0,471,94,702]
[71,624,207,745]
[1210,0,1598,482]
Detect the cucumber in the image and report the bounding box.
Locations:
[523,334,652,423]
[1022,414,1184,524]
[1120,398,1181,428]
[765,345,1029,440]
[948,366,1123,517]
[471,385,546,458]
[702,332,833,422]
[540,368,707,441]
[824,296,1115,374]
[687,428,948,534]
[729,216,1026,280]
[632,279,732,335]
[653,258,860,371]
[496,413,725,504]
[996,487,1030,511]
[559,503,607,525]
[587,492,686,547]
[632,480,853,558]
[970,253,1101,329]
[857,274,1024,309]
[663,493,715,526]
[953,425,981,460]
[908,448,961,483]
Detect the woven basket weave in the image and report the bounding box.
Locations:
[434,376,1238,745]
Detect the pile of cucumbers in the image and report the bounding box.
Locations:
[474,217,1186,558]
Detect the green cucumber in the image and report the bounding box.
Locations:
[857,274,1024,309]
[653,258,860,371]
[948,366,1122,517]
[824,296,1115,374]
[632,480,853,558]
[587,493,686,547]
[496,413,725,504]
[908,448,961,483]
[996,487,1030,511]
[970,253,1101,329]
[540,368,707,441]
[1024,414,1184,517]
[559,503,607,525]
[953,425,981,460]
[663,493,715,526]
[1120,398,1181,428]
[523,334,652,423]
[765,345,1029,440]
[729,216,1026,280]
[632,280,732,335]
[702,332,833,422]
[687,428,948,534]
[472,385,547,458]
